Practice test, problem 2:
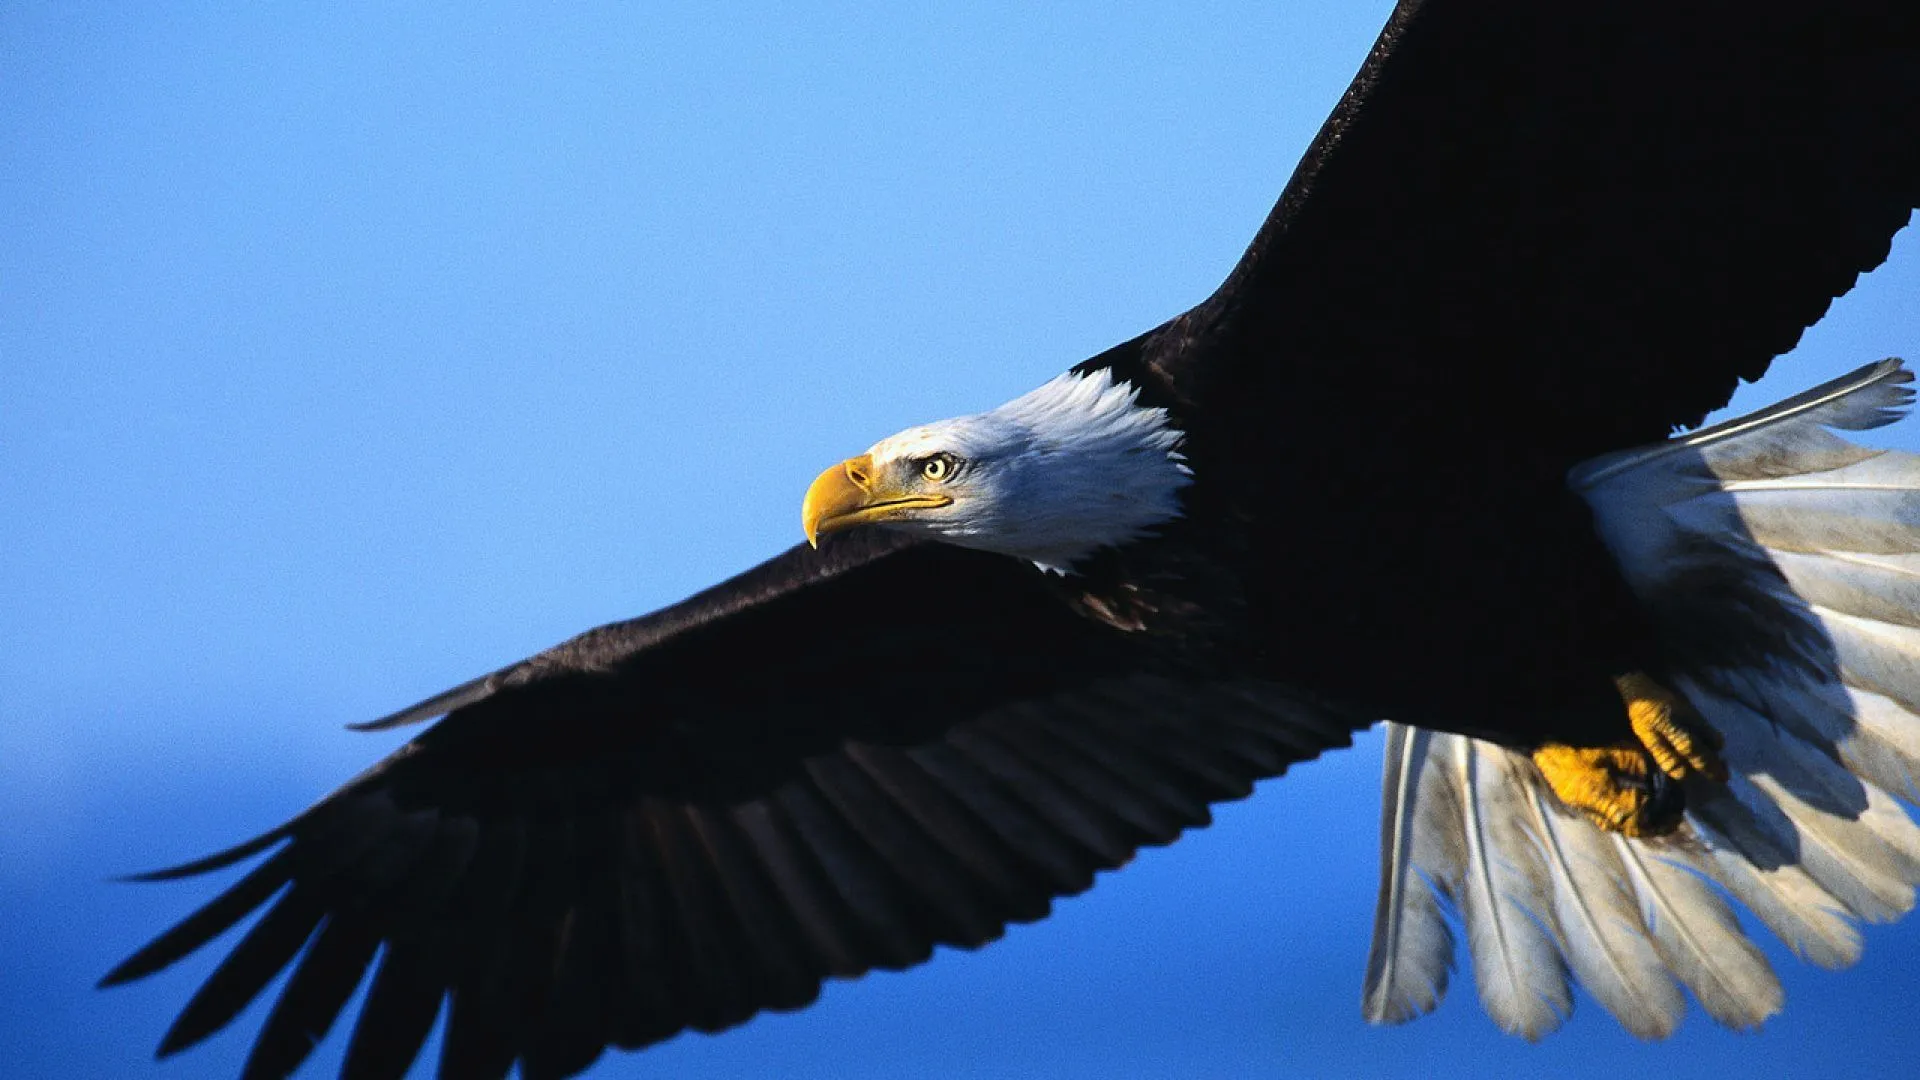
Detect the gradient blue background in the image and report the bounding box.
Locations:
[6,3,1920,1077]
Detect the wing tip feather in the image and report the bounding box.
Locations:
[115,828,290,884]
[348,673,495,732]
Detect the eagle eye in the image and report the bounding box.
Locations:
[920,453,958,483]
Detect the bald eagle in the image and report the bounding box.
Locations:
[107,2,1920,1078]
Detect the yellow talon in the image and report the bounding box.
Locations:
[1616,672,1729,784]
[1531,672,1727,837]
[1531,742,1667,837]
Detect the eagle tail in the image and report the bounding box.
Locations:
[1365,358,1920,1038]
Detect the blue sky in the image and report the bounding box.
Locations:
[5,3,1920,1078]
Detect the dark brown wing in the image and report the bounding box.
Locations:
[1167,0,1920,457]
[1076,0,1920,737]
[105,531,1355,1080]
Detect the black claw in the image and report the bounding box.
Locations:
[1640,766,1687,836]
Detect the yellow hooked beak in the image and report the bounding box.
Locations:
[802,453,953,546]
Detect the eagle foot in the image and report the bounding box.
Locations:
[1616,672,1728,784]
[1530,742,1680,837]
[1530,673,1726,837]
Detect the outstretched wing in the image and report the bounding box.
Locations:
[1173,0,1920,460]
[1071,1,1920,738]
[107,531,1357,1080]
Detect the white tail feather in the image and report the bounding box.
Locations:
[1608,835,1781,1030]
[1364,359,1920,1038]
[1454,739,1571,1038]
[1687,786,1864,970]
[1361,726,1458,1024]
[1522,786,1682,1038]
[1775,550,1920,629]
[1715,671,1920,805]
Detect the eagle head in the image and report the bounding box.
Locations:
[801,369,1192,572]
